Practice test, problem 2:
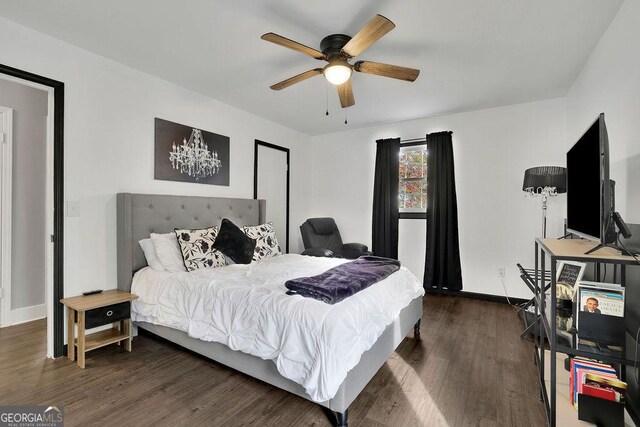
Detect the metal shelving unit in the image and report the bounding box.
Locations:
[533,238,639,426]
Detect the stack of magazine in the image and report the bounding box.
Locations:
[569,354,628,427]
[570,357,627,408]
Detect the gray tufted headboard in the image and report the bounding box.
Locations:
[117,193,266,292]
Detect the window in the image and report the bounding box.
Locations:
[399,144,427,218]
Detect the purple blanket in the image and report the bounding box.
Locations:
[285,256,401,304]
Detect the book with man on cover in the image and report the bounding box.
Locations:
[577,281,624,317]
[576,281,625,346]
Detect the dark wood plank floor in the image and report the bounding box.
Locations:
[0,295,546,426]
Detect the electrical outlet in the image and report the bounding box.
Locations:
[498,267,506,278]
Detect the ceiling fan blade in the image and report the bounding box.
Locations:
[354,61,420,82]
[270,68,323,90]
[261,33,325,60]
[341,15,396,58]
[336,80,355,108]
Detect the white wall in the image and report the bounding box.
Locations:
[310,98,567,298]
[0,79,48,311]
[1,0,636,314]
[566,0,640,224]
[0,16,313,307]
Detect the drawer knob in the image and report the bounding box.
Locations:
[106,310,113,316]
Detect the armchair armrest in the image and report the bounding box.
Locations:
[302,248,335,257]
[342,243,372,259]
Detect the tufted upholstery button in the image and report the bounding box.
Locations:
[194,217,199,221]
[181,205,185,209]
[166,216,170,221]
[149,204,153,209]
[207,205,211,209]
[149,229,154,233]
[248,205,252,210]
[218,216,222,220]
[239,215,243,220]
[229,206,233,210]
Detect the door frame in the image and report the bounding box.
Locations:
[0,63,64,358]
[0,106,13,327]
[253,140,290,253]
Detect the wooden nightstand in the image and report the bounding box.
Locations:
[60,290,138,369]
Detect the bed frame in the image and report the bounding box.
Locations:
[116,193,423,426]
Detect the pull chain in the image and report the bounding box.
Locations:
[325,82,330,116]
[344,108,348,125]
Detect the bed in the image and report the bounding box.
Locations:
[116,193,424,426]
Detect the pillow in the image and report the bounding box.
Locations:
[243,222,282,261]
[150,232,187,273]
[212,219,256,264]
[138,238,166,271]
[174,226,226,272]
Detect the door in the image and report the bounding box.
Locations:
[0,106,13,327]
[254,140,289,253]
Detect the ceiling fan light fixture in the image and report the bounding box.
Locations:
[323,61,352,85]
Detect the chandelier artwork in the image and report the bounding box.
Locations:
[169,128,222,180]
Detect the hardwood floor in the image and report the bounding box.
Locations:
[0,295,546,426]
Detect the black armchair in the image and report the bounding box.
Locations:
[300,218,372,259]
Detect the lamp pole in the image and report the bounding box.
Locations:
[542,191,548,238]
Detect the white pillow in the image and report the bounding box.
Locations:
[242,222,282,261]
[174,226,226,272]
[138,238,166,272]
[150,232,187,273]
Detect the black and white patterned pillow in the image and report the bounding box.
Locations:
[242,222,282,261]
[174,226,226,272]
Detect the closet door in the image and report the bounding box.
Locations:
[254,140,289,253]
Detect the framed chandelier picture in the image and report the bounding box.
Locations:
[154,118,230,186]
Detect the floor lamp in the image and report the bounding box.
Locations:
[522,166,567,238]
[519,166,568,346]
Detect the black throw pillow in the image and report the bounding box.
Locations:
[212,218,256,264]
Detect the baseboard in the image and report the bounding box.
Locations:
[424,288,528,305]
[10,303,46,326]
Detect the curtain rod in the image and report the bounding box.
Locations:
[400,138,426,143]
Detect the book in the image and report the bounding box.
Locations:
[575,367,617,406]
[556,261,586,299]
[582,372,627,403]
[582,383,619,402]
[585,372,627,393]
[570,357,617,408]
[577,281,624,317]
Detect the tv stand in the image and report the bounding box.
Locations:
[532,238,638,426]
[584,241,635,256]
[584,242,610,255]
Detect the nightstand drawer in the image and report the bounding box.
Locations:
[84,301,131,329]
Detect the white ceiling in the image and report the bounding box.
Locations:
[0,0,623,135]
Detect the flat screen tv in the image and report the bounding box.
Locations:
[566,113,614,243]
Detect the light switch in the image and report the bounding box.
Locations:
[66,201,80,217]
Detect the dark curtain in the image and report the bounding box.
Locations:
[372,138,400,259]
[424,131,463,291]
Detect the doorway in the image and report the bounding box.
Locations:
[0,63,64,358]
[254,140,290,253]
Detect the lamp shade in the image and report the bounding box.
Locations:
[522,166,567,193]
[323,64,352,85]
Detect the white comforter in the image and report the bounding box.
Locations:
[131,254,424,402]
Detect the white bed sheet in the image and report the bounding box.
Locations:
[131,254,424,402]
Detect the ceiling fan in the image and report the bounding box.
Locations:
[261,14,420,108]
